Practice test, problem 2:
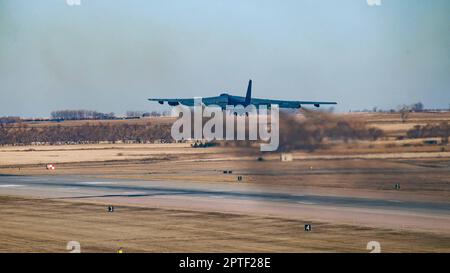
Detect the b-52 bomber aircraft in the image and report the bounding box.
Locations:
[148,80,337,109]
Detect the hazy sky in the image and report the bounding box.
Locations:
[0,0,449,117]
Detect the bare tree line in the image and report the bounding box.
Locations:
[0,116,21,124]
[50,110,116,120]
[0,122,173,146]
[125,111,167,118]
[407,122,450,144]
[2,111,448,149]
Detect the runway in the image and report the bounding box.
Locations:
[1,175,449,232]
[0,174,449,213]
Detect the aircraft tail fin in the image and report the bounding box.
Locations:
[245,79,252,105]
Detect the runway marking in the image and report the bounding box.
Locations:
[297,201,316,205]
[56,187,81,191]
[79,182,115,185]
[210,195,225,199]
[122,191,147,195]
[0,184,24,188]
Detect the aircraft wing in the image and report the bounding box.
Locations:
[149,96,229,107]
[148,98,195,106]
[250,98,337,108]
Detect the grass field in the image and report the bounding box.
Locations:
[1,196,448,253]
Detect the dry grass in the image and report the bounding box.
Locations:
[0,196,448,253]
[0,143,215,166]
